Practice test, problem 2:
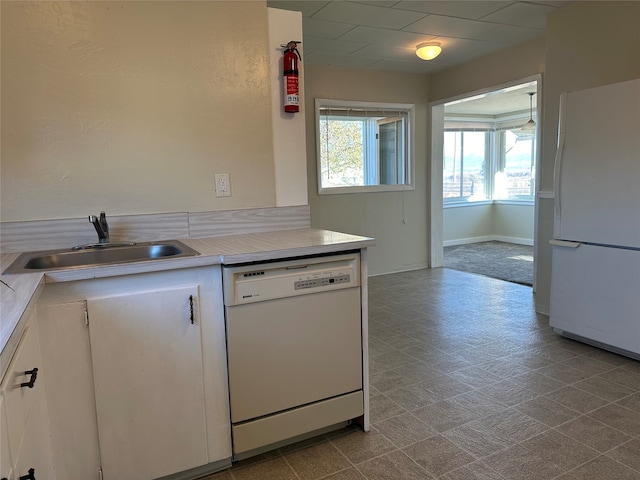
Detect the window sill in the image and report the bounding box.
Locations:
[444,199,534,208]
[494,199,534,206]
[444,200,492,208]
[319,184,415,195]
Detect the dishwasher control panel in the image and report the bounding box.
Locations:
[294,274,350,290]
[222,253,360,305]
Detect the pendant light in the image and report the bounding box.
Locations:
[521,92,536,131]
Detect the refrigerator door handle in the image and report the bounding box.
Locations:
[553,93,568,229]
[549,239,582,248]
[553,133,565,219]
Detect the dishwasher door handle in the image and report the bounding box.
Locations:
[286,264,308,270]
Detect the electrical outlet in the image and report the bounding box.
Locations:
[215,173,231,197]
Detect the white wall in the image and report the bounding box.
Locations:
[443,204,534,245]
[268,7,308,207]
[304,66,429,276]
[443,205,493,244]
[1,1,277,222]
[493,204,534,243]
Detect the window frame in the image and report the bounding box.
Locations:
[315,99,415,195]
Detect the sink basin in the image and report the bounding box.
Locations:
[3,240,200,274]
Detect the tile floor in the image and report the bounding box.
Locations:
[208,268,640,480]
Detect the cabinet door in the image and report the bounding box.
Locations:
[87,286,208,480]
[1,320,55,480]
[0,395,13,480]
[13,389,55,480]
[2,324,39,459]
[38,301,101,480]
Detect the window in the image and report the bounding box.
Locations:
[443,131,489,201]
[443,119,535,204]
[316,99,414,194]
[498,129,535,199]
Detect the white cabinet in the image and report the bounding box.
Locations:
[37,301,101,480]
[36,266,231,480]
[88,286,208,479]
[1,318,54,480]
[13,391,54,480]
[1,395,13,480]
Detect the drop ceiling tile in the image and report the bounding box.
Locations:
[430,35,485,51]
[303,35,368,55]
[358,0,399,7]
[433,37,508,62]
[342,36,505,67]
[361,58,450,74]
[267,0,329,17]
[303,17,355,39]
[404,14,540,44]
[485,24,543,44]
[403,14,494,39]
[393,1,511,20]
[340,25,437,47]
[528,1,573,7]
[481,2,556,29]
[303,51,381,68]
[311,1,428,29]
[354,43,421,62]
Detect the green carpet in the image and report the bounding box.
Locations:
[444,241,533,286]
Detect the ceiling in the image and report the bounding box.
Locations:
[267,0,570,75]
[444,80,537,116]
[267,1,559,114]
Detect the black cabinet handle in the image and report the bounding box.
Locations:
[20,368,38,388]
[19,468,36,480]
[189,295,194,324]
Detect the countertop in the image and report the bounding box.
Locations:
[1,228,374,368]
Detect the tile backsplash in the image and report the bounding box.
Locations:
[0,206,310,253]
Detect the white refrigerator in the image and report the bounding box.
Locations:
[549,78,640,358]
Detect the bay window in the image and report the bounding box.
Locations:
[444,118,535,204]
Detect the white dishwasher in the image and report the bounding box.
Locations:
[222,252,364,459]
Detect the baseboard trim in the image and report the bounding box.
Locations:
[493,236,534,246]
[443,236,493,247]
[444,235,533,247]
[369,262,429,277]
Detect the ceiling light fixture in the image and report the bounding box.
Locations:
[416,42,441,61]
[521,92,536,131]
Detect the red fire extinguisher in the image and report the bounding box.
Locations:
[282,40,301,113]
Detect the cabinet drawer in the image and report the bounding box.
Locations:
[1,323,43,458]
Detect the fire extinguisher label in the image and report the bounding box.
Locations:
[284,75,299,109]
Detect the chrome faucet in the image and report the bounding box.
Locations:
[89,211,110,243]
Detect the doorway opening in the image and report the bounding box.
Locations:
[429,76,541,288]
